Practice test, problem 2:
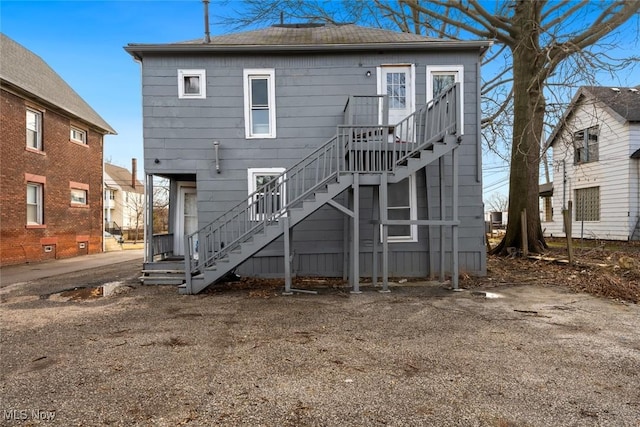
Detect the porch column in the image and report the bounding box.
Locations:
[145,173,154,263]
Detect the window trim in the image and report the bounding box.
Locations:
[178,69,206,99]
[381,173,418,243]
[247,167,286,221]
[26,182,44,226]
[426,65,464,133]
[243,68,277,139]
[70,125,87,145]
[26,108,43,151]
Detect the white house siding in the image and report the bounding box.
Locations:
[544,99,632,240]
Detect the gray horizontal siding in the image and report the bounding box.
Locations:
[142,48,485,277]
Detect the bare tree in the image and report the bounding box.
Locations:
[486,192,509,213]
[224,0,639,255]
[153,177,170,233]
[123,192,145,244]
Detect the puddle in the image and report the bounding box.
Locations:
[471,291,504,299]
[47,281,125,302]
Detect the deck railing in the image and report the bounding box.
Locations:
[343,95,388,125]
[185,83,460,275]
[152,233,173,258]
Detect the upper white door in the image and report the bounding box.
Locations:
[378,65,415,125]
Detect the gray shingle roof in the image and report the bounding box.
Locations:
[104,163,143,193]
[581,86,640,122]
[0,33,116,134]
[546,85,640,150]
[126,23,490,56]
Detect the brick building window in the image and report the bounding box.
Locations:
[70,181,89,206]
[70,126,87,144]
[71,188,88,205]
[26,108,42,150]
[27,183,43,224]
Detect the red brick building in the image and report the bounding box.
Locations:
[1,34,116,266]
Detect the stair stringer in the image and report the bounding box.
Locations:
[182,176,355,294]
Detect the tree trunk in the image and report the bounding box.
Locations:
[491,1,547,255]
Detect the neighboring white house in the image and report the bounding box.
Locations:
[104,161,144,238]
[542,86,640,240]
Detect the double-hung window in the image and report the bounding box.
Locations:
[243,69,276,138]
[247,168,285,221]
[26,182,43,225]
[383,173,417,242]
[26,108,42,150]
[573,126,599,164]
[178,69,206,99]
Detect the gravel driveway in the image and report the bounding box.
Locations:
[1,259,639,426]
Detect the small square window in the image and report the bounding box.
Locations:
[247,167,286,221]
[70,127,87,144]
[178,69,206,99]
[71,188,88,205]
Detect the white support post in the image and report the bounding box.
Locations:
[351,173,361,294]
[380,172,390,292]
[145,174,154,263]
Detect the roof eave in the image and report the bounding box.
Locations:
[124,40,491,57]
[1,78,117,135]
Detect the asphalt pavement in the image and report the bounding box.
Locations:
[0,249,144,287]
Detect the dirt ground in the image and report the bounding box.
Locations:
[1,246,639,426]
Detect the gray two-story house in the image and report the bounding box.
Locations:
[126,23,490,294]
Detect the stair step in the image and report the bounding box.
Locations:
[140,275,185,285]
[141,269,184,274]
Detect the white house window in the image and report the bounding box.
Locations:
[383,173,417,242]
[71,188,88,205]
[26,108,42,150]
[243,69,276,138]
[426,65,464,132]
[70,126,87,144]
[178,69,206,99]
[247,167,285,220]
[26,182,43,225]
[575,187,600,221]
[574,125,599,164]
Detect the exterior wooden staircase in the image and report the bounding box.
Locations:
[179,83,462,294]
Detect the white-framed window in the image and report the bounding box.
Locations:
[382,173,417,242]
[247,167,286,220]
[27,182,43,225]
[70,126,87,144]
[178,69,206,99]
[243,69,276,138]
[426,65,464,132]
[26,108,42,150]
[573,125,599,164]
[71,188,88,205]
[575,187,600,222]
